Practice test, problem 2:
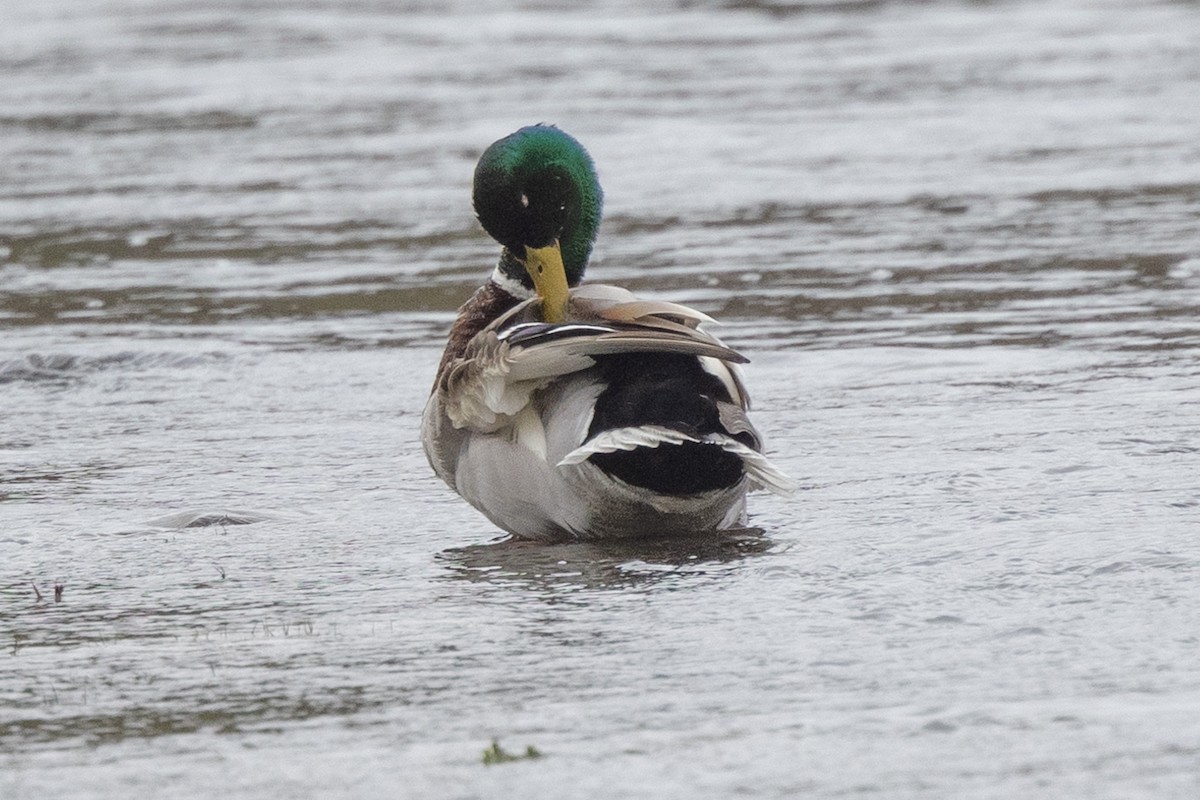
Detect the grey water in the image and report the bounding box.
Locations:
[3,0,1200,797]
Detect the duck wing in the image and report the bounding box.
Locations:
[438,287,747,433]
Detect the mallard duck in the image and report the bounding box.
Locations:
[421,125,792,540]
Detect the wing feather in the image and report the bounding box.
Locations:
[439,285,746,432]
[558,425,797,497]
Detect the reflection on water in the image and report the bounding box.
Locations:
[439,528,775,592]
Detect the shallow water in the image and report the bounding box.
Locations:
[3,0,1200,797]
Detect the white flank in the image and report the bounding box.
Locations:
[512,405,548,460]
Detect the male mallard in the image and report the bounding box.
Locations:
[421,125,792,540]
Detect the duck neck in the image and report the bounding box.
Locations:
[490,250,537,299]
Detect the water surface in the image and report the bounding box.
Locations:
[3,0,1200,797]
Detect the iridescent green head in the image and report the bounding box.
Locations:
[472,125,603,318]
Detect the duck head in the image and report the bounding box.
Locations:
[473,125,603,323]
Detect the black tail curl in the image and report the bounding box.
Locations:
[586,354,753,495]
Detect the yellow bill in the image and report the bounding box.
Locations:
[523,241,570,324]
